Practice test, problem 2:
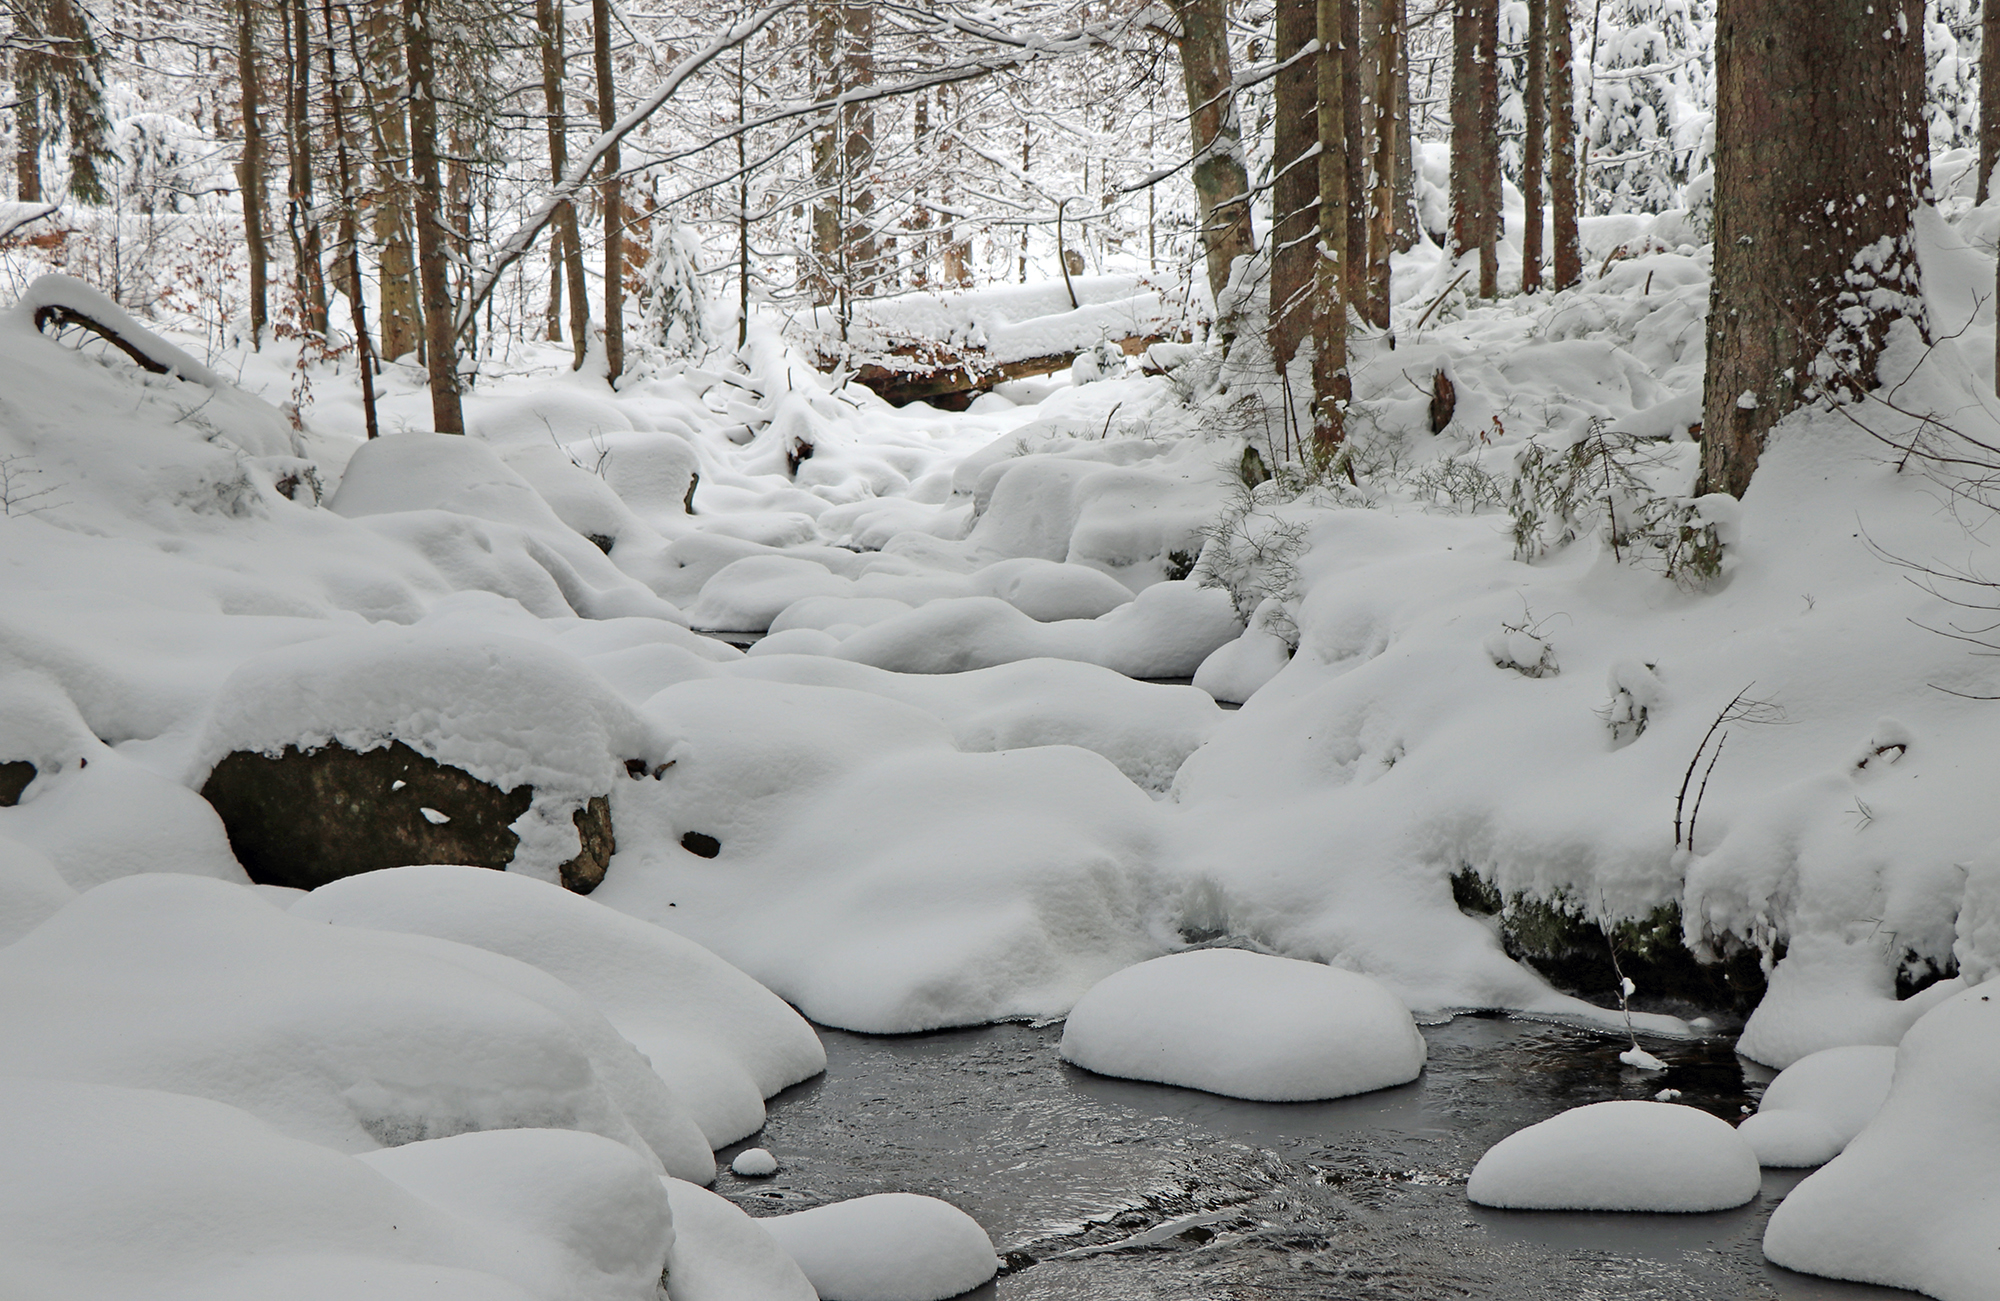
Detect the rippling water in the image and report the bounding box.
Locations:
[716,1016,1916,1300]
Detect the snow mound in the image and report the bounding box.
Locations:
[1736,1044,1896,1167]
[0,833,74,944]
[0,1077,554,1301]
[0,873,713,1182]
[1467,1100,1761,1212]
[3,747,248,892]
[759,1193,999,1301]
[359,1128,674,1301]
[190,626,661,882]
[1058,948,1426,1101]
[1762,980,2000,1300]
[661,1178,817,1301]
[731,1147,780,1177]
[292,864,827,1147]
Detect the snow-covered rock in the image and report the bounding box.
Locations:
[0,874,714,1182]
[1762,980,2000,1300]
[758,1194,999,1301]
[1467,1100,1761,1212]
[1058,948,1426,1101]
[292,864,826,1147]
[661,1178,817,1301]
[1736,1044,1896,1167]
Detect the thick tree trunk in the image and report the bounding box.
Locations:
[354,4,422,364]
[1474,0,1499,297]
[1549,0,1582,289]
[235,0,267,345]
[591,0,623,383]
[1392,15,1415,252]
[1449,0,1480,269]
[1341,0,1368,310]
[404,0,462,433]
[1521,0,1546,293]
[1169,0,1256,317]
[1269,0,1319,369]
[1365,0,1401,327]
[1312,0,1351,460]
[1699,0,1929,497]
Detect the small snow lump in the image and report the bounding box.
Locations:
[731,1146,779,1177]
[1058,948,1426,1102]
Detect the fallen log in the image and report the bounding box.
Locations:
[844,332,1174,409]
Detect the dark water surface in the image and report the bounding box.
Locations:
[715,1016,1916,1300]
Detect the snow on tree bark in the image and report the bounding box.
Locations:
[1168,0,1256,317]
[1700,0,1930,497]
[1268,0,1319,369]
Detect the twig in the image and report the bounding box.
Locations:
[1411,268,1475,334]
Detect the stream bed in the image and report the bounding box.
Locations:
[714,1016,1916,1300]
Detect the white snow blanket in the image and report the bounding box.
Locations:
[1736,1044,1896,1168]
[1059,948,1427,1101]
[1467,1100,1761,1212]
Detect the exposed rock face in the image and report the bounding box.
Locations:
[0,761,34,807]
[201,741,613,894]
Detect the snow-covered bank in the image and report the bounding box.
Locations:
[6,185,2000,1297]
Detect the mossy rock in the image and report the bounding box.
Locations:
[0,760,35,807]
[1450,867,1771,1014]
[202,741,613,895]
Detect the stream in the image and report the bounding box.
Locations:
[714,1016,1917,1300]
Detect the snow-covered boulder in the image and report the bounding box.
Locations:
[1467,1100,1761,1212]
[1762,980,2000,1300]
[1058,948,1426,1101]
[661,1178,817,1301]
[191,627,661,890]
[0,873,714,1182]
[293,864,826,1147]
[758,1194,999,1301]
[1736,1044,1896,1167]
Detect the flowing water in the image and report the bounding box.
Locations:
[716,1016,1916,1300]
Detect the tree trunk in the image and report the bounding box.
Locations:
[355,3,422,364]
[1521,0,1546,293]
[840,4,878,297]
[1982,0,2000,202]
[1365,0,1401,328]
[320,0,377,439]
[1699,0,1929,497]
[535,0,589,364]
[235,0,267,345]
[1550,0,1582,289]
[591,0,623,383]
[1312,0,1351,461]
[1169,0,1256,318]
[1341,0,1368,310]
[1269,0,1319,369]
[1392,17,1415,251]
[807,0,840,307]
[283,0,328,336]
[1449,0,1480,269]
[1474,0,1499,297]
[404,0,462,433]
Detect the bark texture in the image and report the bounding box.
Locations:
[1268,0,1320,368]
[1700,0,1929,497]
[1549,0,1581,289]
[591,0,623,382]
[1312,0,1351,459]
[405,0,463,433]
[1521,0,1546,293]
[1170,0,1255,314]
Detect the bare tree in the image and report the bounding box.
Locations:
[1268,0,1318,370]
[1549,0,1581,289]
[234,0,268,343]
[404,0,462,432]
[1168,0,1255,318]
[591,0,623,382]
[535,0,589,366]
[1312,0,1350,459]
[1520,0,1545,293]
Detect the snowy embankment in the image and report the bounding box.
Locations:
[4,172,2000,1298]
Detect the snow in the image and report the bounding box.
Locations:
[1762,979,2000,1299]
[730,1147,780,1177]
[1467,1100,1762,1212]
[660,1178,817,1301]
[0,873,715,1182]
[291,865,825,1146]
[1736,1044,1896,1167]
[758,1193,1000,1301]
[1058,948,1427,1102]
